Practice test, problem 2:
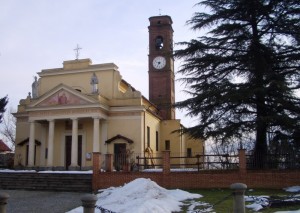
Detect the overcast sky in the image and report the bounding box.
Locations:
[0,0,202,127]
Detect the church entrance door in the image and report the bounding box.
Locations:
[114,143,126,171]
[65,135,82,170]
[25,144,36,166]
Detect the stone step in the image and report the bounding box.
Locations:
[0,173,92,192]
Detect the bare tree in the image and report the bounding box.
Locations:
[0,107,16,150]
[207,134,255,169]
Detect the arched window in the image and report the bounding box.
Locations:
[155,36,164,50]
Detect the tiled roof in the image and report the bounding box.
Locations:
[0,139,11,152]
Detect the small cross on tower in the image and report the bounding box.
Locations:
[74,44,82,60]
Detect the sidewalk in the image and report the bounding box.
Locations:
[1,190,84,213]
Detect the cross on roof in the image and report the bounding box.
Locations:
[74,44,82,60]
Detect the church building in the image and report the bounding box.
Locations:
[13,15,204,170]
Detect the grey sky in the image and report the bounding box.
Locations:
[0,0,201,127]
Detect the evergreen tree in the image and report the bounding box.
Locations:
[0,96,8,123]
[175,0,300,168]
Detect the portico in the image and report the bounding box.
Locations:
[26,105,108,170]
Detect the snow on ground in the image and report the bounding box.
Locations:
[68,178,203,213]
[143,168,198,172]
[0,169,92,174]
[38,170,92,174]
[0,169,37,173]
[246,186,300,213]
[285,186,300,193]
[245,195,270,211]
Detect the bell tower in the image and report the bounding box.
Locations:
[148,15,175,120]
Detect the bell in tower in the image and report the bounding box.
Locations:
[155,36,164,50]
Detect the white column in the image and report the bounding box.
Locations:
[71,118,78,167]
[93,117,100,152]
[39,123,47,167]
[101,120,108,153]
[47,119,55,167]
[28,121,35,167]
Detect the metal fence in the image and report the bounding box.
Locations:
[246,151,300,170]
[136,153,239,172]
[99,150,299,172]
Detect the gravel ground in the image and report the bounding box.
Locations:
[1,190,86,213]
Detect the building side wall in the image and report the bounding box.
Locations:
[186,137,204,155]
[160,120,182,153]
[14,121,29,166]
[144,111,161,156]
[106,114,144,155]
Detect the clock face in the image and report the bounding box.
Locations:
[153,56,166,69]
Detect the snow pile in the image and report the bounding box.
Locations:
[68,178,202,213]
[245,195,269,211]
[285,186,300,193]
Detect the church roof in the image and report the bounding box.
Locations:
[0,140,11,152]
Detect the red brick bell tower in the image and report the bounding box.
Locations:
[148,15,175,120]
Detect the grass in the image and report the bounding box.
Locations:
[180,188,300,213]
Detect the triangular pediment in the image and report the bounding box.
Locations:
[32,84,98,107]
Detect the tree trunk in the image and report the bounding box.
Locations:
[253,76,268,169]
[253,121,268,169]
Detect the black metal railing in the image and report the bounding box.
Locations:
[136,155,163,170]
[136,153,239,172]
[100,150,299,172]
[246,151,300,170]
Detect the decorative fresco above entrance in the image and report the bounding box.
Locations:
[37,89,90,106]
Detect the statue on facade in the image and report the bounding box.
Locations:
[90,73,99,94]
[31,76,39,98]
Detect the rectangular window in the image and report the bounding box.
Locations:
[187,148,192,157]
[147,126,150,147]
[165,140,170,151]
[155,131,159,151]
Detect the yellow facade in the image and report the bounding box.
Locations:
[14,59,203,170]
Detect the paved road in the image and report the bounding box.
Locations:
[1,190,85,213]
